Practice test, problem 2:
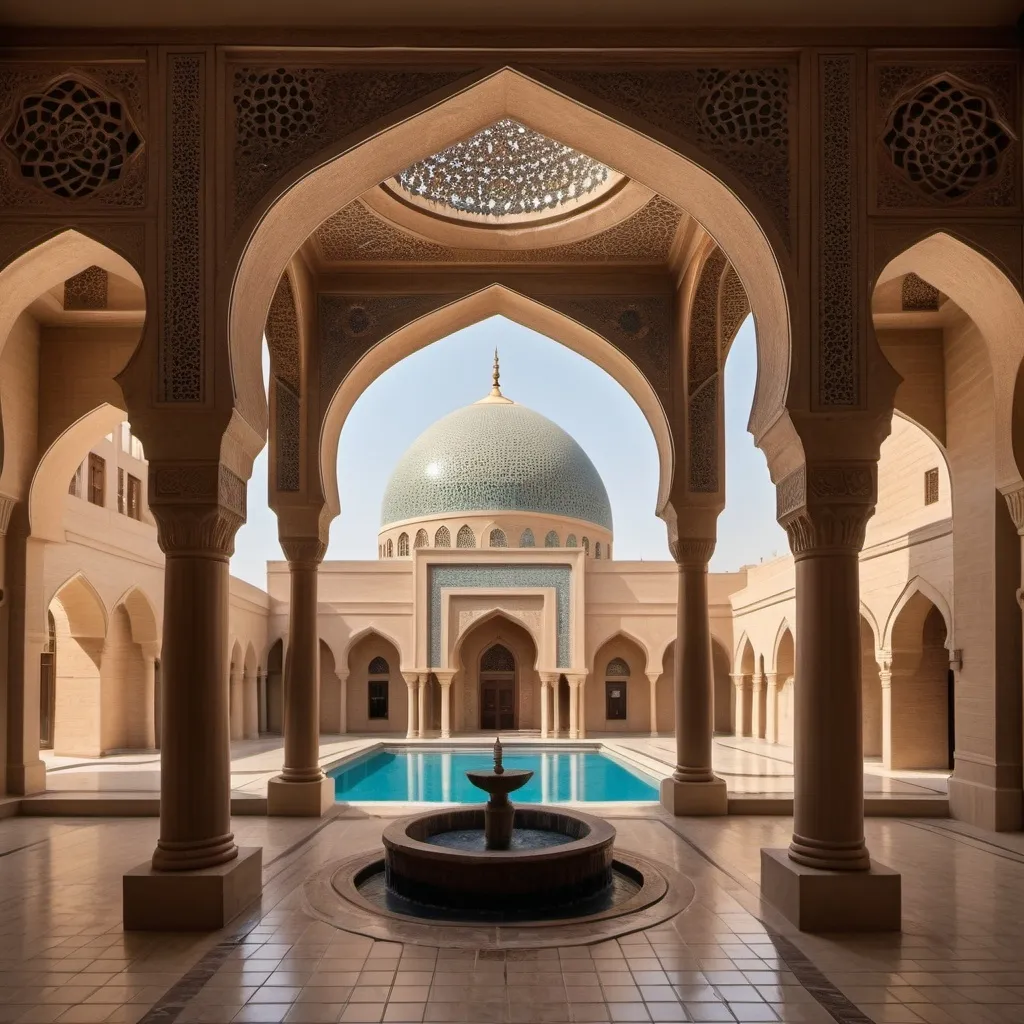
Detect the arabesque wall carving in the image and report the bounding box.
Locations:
[540,65,793,243]
[875,63,1018,210]
[63,265,108,310]
[0,64,147,210]
[688,248,727,493]
[229,65,472,232]
[314,194,682,265]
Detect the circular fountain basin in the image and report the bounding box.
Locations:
[382,804,615,912]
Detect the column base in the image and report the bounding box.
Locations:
[760,848,901,932]
[660,776,728,815]
[123,846,262,931]
[6,760,46,795]
[267,775,335,816]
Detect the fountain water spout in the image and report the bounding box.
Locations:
[465,736,533,849]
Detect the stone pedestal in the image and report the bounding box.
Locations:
[124,847,263,931]
[267,775,334,816]
[660,775,728,815]
[760,848,901,932]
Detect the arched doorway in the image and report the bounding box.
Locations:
[479,644,517,731]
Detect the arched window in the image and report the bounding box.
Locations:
[398,532,409,557]
[582,537,590,555]
[544,530,559,548]
[481,644,516,672]
[605,657,629,721]
[457,525,476,548]
[595,542,602,559]
[368,656,389,719]
[435,525,451,548]
[566,534,577,548]
[414,529,428,549]
[519,528,535,547]
[385,538,394,558]
[489,528,507,548]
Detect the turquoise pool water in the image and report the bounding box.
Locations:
[328,748,659,802]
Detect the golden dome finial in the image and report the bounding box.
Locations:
[491,348,502,397]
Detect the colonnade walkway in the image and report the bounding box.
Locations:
[21,735,949,817]
[0,809,1020,1024]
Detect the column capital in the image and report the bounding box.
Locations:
[777,461,877,558]
[403,673,421,689]
[0,493,15,536]
[565,673,586,688]
[1003,483,1024,535]
[670,538,715,567]
[280,536,326,567]
[435,671,454,687]
[539,671,560,686]
[148,461,247,558]
[751,672,765,692]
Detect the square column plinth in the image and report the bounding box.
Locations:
[760,848,901,932]
[660,776,728,815]
[123,847,262,931]
[267,775,335,816]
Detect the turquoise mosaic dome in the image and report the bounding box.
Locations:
[380,387,613,532]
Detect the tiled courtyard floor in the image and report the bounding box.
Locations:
[0,808,1021,1024]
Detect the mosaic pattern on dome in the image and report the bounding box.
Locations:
[396,119,610,219]
[429,564,572,668]
[381,402,613,532]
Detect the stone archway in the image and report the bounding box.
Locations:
[229,66,797,497]
[478,643,518,731]
[734,636,756,738]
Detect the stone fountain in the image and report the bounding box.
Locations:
[381,739,616,912]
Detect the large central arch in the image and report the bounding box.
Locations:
[319,285,674,522]
[229,67,793,474]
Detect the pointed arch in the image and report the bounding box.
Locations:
[771,619,793,673]
[590,628,653,675]
[28,403,126,543]
[882,576,953,653]
[343,624,405,670]
[859,603,882,651]
[244,642,258,675]
[319,284,675,527]
[230,639,243,669]
[452,608,542,672]
[227,68,796,524]
[49,571,107,639]
[434,525,451,548]
[733,631,756,674]
[113,585,159,647]
[875,231,1024,487]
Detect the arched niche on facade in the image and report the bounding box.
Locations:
[589,633,650,735]
[874,231,1024,489]
[319,638,343,734]
[773,626,795,746]
[320,287,673,526]
[453,613,540,734]
[230,67,796,477]
[345,629,404,735]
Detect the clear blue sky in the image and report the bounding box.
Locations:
[230,315,787,586]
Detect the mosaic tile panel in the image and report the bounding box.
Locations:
[381,402,613,531]
[429,563,572,668]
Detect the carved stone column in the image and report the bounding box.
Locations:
[661,540,728,815]
[122,464,262,930]
[566,675,583,739]
[576,676,587,739]
[417,675,427,738]
[437,671,454,739]
[764,673,779,744]
[229,661,244,741]
[646,672,660,737]
[141,643,160,750]
[404,674,419,739]
[731,673,749,737]
[267,537,333,816]
[751,671,766,740]
[242,664,259,740]
[760,466,900,931]
[337,671,348,735]
[878,659,893,769]
[540,673,556,738]
[551,675,561,737]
